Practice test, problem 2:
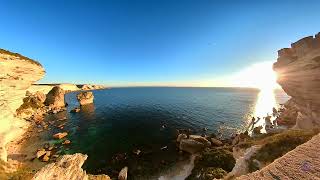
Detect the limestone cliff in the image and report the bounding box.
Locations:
[273,33,320,129]
[33,153,111,180]
[0,49,45,161]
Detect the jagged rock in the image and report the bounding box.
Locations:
[45,86,65,108]
[36,149,46,158]
[118,166,128,180]
[273,32,320,129]
[0,49,45,161]
[16,93,46,119]
[53,132,68,139]
[77,91,94,106]
[32,153,88,180]
[42,155,50,162]
[276,99,298,127]
[226,145,261,178]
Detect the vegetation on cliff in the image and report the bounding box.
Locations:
[186,148,236,179]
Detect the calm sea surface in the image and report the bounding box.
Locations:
[45,87,289,177]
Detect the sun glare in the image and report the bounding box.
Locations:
[231,62,279,90]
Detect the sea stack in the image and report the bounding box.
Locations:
[273,32,320,129]
[45,86,66,108]
[77,91,94,106]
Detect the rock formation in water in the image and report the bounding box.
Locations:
[0,49,45,161]
[273,33,320,129]
[77,91,94,105]
[44,86,66,108]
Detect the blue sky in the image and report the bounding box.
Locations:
[1,0,320,86]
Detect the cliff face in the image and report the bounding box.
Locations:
[0,49,45,161]
[273,33,320,129]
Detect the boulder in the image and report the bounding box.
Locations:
[179,139,205,154]
[178,135,212,154]
[77,91,94,105]
[118,166,128,180]
[53,132,68,139]
[189,135,211,147]
[36,149,46,158]
[45,86,65,108]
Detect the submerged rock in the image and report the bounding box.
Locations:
[77,91,94,106]
[53,132,68,139]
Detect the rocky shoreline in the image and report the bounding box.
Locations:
[1,32,320,179]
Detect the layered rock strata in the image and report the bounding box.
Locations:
[273,33,320,129]
[0,49,45,161]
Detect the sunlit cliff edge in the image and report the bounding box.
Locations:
[0,49,45,161]
[273,33,320,129]
[238,33,320,179]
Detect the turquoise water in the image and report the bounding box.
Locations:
[46,87,289,178]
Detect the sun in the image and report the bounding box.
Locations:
[231,62,279,90]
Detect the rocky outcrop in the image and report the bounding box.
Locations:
[0,49,45,161]
[33,153,111,180]
[44,86,66,108]
[273,33,320,129]
[77,91,94,106]
[32,153,88,180]
[177,134,211,154]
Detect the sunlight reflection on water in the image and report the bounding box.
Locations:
[251,88,278,133]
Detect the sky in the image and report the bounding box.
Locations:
[1,0,320,87]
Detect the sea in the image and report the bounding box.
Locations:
[43,87,289,179]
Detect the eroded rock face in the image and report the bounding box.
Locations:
[77,91,94,106]
[45,86,65,108]
[0,49,45,161]
[32,153,88,180]
[273,33,320,129]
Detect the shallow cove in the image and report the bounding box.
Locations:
[43,87,289,178]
